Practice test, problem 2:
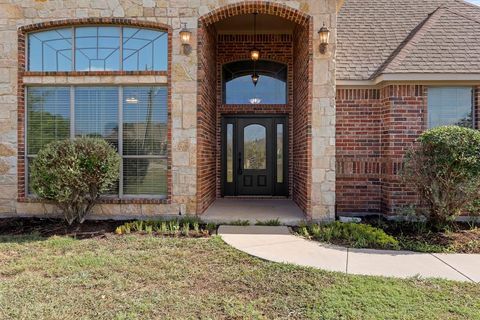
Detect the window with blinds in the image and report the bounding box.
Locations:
[428,87,473,129]
[25,86,168,198]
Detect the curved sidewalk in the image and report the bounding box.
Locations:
[218,226,480,283]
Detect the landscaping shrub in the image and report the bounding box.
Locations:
[402,126,480,226]
[301,222,400,250]
[30,138,120,225]
[115,219,213,237]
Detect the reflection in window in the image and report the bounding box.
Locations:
[123,87,168,196]
[75,27,120,71]
[28,28,72,71]
[26,87,71,154]
[75,87,119,148]
[223,60,287,104]
[227,123,233,183]
[123,27,168,71]
[428,87,473,128]
[28,26,168,72]
[26,86,168,197]
[244,124,266,170]
[277,124,283,183]
[123,158,167,195]
[26,87,71,194]
[123,87,168,156]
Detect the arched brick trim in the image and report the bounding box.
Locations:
[17,18,173,204]
[18,18,172,76]
[198,1,310,28]
[196,2,313,216]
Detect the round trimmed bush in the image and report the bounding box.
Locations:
[30,138,121,225]
[403,126,480,225]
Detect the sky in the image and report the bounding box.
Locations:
[466,0,480,5]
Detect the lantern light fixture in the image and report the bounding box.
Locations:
[179,22,191,45]
[318,23,331,54]
[250,13,260,61]
[251,72,259,86]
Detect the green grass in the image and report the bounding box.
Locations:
[255,218,282,226]
[0,235,479,319]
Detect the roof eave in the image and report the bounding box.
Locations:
[337,73,480,87]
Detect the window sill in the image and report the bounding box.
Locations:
[23,71,168,77]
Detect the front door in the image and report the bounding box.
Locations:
[222,116,288,196]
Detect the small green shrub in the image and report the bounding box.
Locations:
[403,126,480,226]
[229,220,250,226]
[255,219,281,226]
[305,222,400,250]
[30,138,120,225]
[115,219,215,237]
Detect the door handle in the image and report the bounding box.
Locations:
[238,152,243,175]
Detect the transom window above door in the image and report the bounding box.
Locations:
[223,60,287,105]
[27,26,168,72]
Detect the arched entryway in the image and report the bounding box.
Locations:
[197,2,313,218]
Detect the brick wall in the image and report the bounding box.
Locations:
[380,85,426,214]
[196,24,217,214]
[215,34,294,198]
[292,24,312,216]
[336,88,382,213]
[336,85,427,215]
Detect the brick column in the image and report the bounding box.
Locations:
[380,85,426,214]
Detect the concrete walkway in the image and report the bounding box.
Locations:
[218,226,480,282]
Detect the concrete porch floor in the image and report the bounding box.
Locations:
[201,199,307,225]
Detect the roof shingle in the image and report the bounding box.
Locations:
[337,0,480,80]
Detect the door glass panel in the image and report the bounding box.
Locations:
[243,124,266,170]
[227,123,233,183]
[277,124,283,183]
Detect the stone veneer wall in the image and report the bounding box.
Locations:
[0,0,338,219]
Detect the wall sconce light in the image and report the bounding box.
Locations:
[179,22,192,54]
[318,23,331,54]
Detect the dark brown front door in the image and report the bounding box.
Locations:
[222,116,288,197]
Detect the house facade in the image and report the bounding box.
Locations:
[0,0,478,221]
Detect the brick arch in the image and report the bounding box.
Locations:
[198,1,311,28]
[197,1,313,217]
[219,56,290,66]
[18,17,171,33]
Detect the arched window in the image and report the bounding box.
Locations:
[223,60,287,105]
[27,26,168,72]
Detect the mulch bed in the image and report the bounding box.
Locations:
[364,216,480,253]
[0,218,120,239]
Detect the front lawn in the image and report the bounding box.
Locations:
[0,235,479,319]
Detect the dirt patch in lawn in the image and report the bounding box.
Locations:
[0,218,120,239]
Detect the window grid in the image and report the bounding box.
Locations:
[25,85,168,199]
[27,26,168,72]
